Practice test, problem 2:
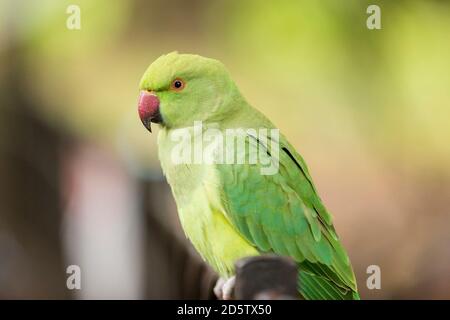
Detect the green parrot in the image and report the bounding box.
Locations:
[138,52,359,300]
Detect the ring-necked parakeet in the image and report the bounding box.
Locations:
[138,52,359,300]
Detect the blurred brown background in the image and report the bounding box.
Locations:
[0,0,449,299]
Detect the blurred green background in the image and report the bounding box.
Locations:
[0,0,449,299]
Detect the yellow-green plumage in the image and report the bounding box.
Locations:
[140,52,359,300]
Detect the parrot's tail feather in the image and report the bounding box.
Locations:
[298,270,360,300]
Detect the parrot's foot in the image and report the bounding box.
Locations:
[214,276,236,300]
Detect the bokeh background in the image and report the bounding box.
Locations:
[1,0,449,299]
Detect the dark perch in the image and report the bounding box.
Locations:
[234,255,299,300]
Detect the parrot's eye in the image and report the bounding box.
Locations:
[170,78,185,91]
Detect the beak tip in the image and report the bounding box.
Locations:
[140,118,152,133]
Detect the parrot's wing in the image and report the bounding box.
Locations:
[215,133,359,300]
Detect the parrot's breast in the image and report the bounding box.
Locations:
[157,129,258,277]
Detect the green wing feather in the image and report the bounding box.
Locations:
[216,133,359,300]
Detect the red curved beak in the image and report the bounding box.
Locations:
[138,91,162,132]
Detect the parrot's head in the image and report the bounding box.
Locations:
[138,52,242,132]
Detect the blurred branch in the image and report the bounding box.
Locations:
[0,41,68,298]
[141,180,217,299]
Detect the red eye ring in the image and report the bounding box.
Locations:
[170,78,185,91]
